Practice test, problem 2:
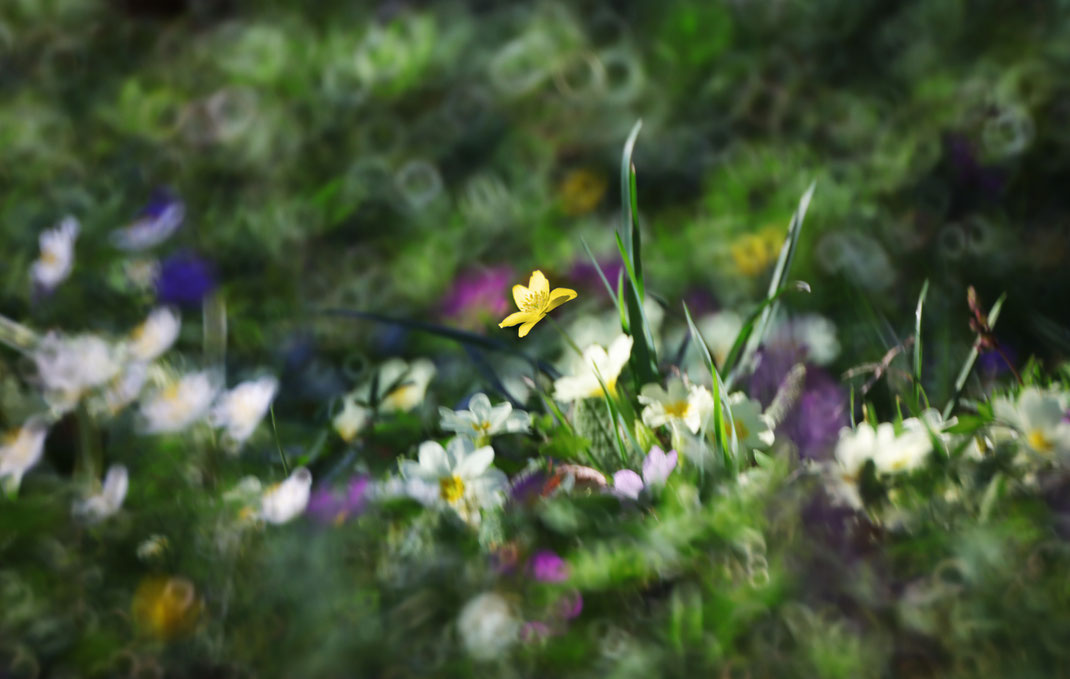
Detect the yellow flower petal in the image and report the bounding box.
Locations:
[545,287,577,313]
[528,270,550,297]
[499,311,537,328]
[512,284,529,310]
[518,318,542,337]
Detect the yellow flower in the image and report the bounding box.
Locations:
[132,575,202,640]
[498,270,576,338]
[559,168,608,216]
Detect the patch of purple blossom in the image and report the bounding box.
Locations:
[156,251,217,307]
[111,189,186,251]
[306,476,370,525]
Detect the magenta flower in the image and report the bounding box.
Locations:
[306,476,370,524]
[439,266,513,326]
[529,550,569,583]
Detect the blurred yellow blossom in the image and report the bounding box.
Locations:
[558,168,608,216]
[132,576,202,640]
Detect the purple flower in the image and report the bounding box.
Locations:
[612,446,678,499]
[568,258,622,299]
[554,590,583,620]
[439,266,513,326]
[156,251,217,307]
[529,550,569,583]
[510,468,551,505]
[111,189,186,251]
[306,476,370,525]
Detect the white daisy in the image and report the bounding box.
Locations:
[210,375,278,446]
[128,307,181,362]
[139,371,218,433]
[400,437,508,521]
[31,216,79,291]
[377,358,436,413]
[639,377,714,434]
[33,332,123,413]
[0,419,49,492]
[726,392,775,451]
[993,387,1070,460]
[458,592,520,661]
[72,464,129,523]
[258,467,313,524]
[332,395,370,443]
[553,334,633,403]
[94,363,150,416]
[827,421,933,509]
[439,392,531,442]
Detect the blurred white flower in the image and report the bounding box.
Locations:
[771,314,840,366]
[31,216,79,291]
[259,467,312,524]
[553,334,633,403]
[639,377,713,434]
[726,392,775,451]
[128,307,181,362]
[0,419,48,492]
[33,332,123,412]
[377,358,436,413]
[439,392,530,442]
[139,371,218,433]
[95,363,149,416]
[993,387,1070,460]
[73,464,128,523]
[400,437,507,521]
[211,376,278,446]
[827,420,934,509]
[332,395,370,443]
[458,592,519,660]
[110,195,185,251]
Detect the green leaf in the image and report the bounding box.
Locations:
[914,279,930,405]
[942,293,1007,419]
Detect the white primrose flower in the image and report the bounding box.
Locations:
[210,376,278,446]
[612,446,678,500]
[258,467,313,524]
[31,216,79,291]
[94,363,150,416]
[439,392,531,441]
[128,307,181,362]
[457,592,520,661]
[726,392,775,451]
[553,334,633,403]
[639,377,714,434]
[827,421,933,509]
[377,358,436,413]
[400,437,508,521]
[993,387,1070,460]
[0,419,49,492]
[332,395,370,443]
[139,371,218,433]
[72,464,129,523]
[33,332,124,413]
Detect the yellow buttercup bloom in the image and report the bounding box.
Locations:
[498,270,577,338]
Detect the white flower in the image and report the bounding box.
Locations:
[31,216,79,291]
[827,421,934,509]
[993,387,1070,459]
[553,334,633,403]
[128,308,181,362]
[439,393,530,441]
[771,314,840,366]
[400,437,508,521]
[94,363,149,416]
[371,475,440,506]
[33,332,123,412]
[726,392,775,451]
[639,377,714,434]
[377,358,436,413]
[457,592,519,661]
[110,196,185,251]
[258,467,313,524]
[210,376,278,445]
[72,464,128,523]
[139,371,218,433]
[332,395,370,442]
[0,419,48,492]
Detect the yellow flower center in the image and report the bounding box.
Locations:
[1027,429,1054,454]
[663,400,690,419]
[41,250,60,266]
[733,419,750,442]
[383,384,420,411]
[439,474,465,503]
[519,289,549,313]
[162,383,181,402]
[471,420,492,433]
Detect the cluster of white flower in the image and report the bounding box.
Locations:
[332,358,436,442]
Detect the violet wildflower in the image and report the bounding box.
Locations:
[612,446,678,500]
[111,189,186,251]
[554,590,583,620]
[306,476,370,525]
[156,251,217,307]
[529,550,569,583]
[568,258,622,300]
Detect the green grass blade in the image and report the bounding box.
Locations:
[913,279,930,405]
[684,301,736,472]
[581,237,624,321]
[620,119,643,267]
[722,280,811,387]
[942,293,1007,419]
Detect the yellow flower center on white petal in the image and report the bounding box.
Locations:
[41,250,60,266]
[162,383,181,402]
[1027,429,1054,454]
[663,401,690,419]
[519,289,549,313]
[733,420,750,442]
[471,421,492,433]
[383,384,420,411]
[440,474,465,503]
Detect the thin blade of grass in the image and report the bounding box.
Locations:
[581,237,624,321]
[620,119,643,267]
[722,280,811,387]
[203,292,227,377]
[616,231,658,383]
[684,301,736,472]
[943,293,1007,419]
[914,280,930,405]
[736,181,816,380]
